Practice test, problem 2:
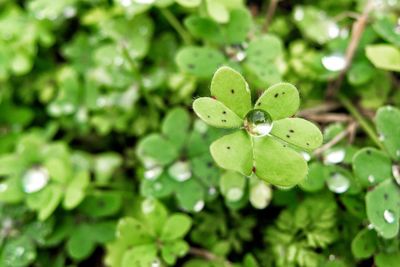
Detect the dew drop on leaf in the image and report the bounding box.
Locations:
[0,182,8,192]
[301,152,311,162]
[208,187,217,195]
[144,166,163,180]
[244,109,273,137]
[226,187,243,202]
[324,149,345,164]
[326,173,350,193]
[168,161,192,182]
[368,175,375,183]
[322,53,346,71]
[193,200,205,212]
[22,166,49,194]
[383,209,395,224]
[392,165,400,185]
[327,23,340,39]
[151,259,161,267]
[294,7,304,21]
[141,198,155,214]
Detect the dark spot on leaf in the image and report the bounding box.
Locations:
[211,96,217,100]
[188,64,195,69]
[306,142,310,146]
[384,193,389,200]
[231,89,235,94]
[222,119,227,122]
[274,93,279,98]
[286,134,290,138]
[227,146,231,150]
[207,115,210,118]
[252,166,256,172]
[282,92,286,95]
[366,150,371,155]
[207,162,213,168]
[289,129,294,133]
[257,102,261,106]
[222,111,226,114]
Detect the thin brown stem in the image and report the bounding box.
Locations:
[301,113,352,123]
[298,102,341,117]
[189,247,232,266]
[313,121,358,156]
[326,0,374,99]
[262,0,279,33]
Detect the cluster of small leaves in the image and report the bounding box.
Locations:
[1,0,400,266]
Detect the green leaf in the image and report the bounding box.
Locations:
[224,9,252,44]
[271,118,322,150]
[246,34,283,62]
[137,134,179,166]
[116,217,153,247]
[0,236,36,267]
[376,106,400,161]
[210,130,253,176]
[255,83,300,120]
[161,240,189,265]
[63,170,89,209]
[176,0,201,7]
[86,221,116,244]
[366,44,400,72]
[351,228,377,259]
[161,213,192,241]
[206,0,229,23]
[78,191,122,218]
[138,198,168,236]
[26,184,63,221]
[352,148,392,187]
[162,107,191,148]
[175,179,206,212]
[193,97,243,128]
[299,162,328,192]
[373,17,400,46]
[210,66,252,118]
[253,137,307,187]
[44,158,70,184]
[0,176,24,203]
[184,16,223,44]
[375,252,400,267]
[176,47,225,78]
[366,180,400,239]
[219,171,246,202]
[0,154,20,176]
[67,226,96,261]
[121,244,158,267]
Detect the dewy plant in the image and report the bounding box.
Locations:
[193,66,323,187]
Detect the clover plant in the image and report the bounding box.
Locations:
[193,66,323,187]
[106,198,192,266]
[137,107,222,212]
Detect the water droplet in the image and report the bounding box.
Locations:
[168,161,192,182]
[63,103,75,114]
[194,120,208,133]
[63,6,76,18]
[226,187,243,202]
[0,183,8,192]
[235,51,246,62]
[329,254,336,261]
[144,166,163,180]
[324,149,346,164]
[301,152,311,162]
[383,209,395,223]
[368,175,375,183]
[328,23,340,39]
[151,259,161,267]
[15,247,25,256]
[392,165,400,185]
[244,109,273,137]
[120,0,132,6]
[250,182,272,209]
[367,224,374,229]
[22,167,49,193]
[322,53,346,72]
[76,107,88,123]
[193,200,204,212]
[208,187,217,195]
[141,198,155,214]
[326,173,350,193]
[294,7,304,21]
[379,133,385,141]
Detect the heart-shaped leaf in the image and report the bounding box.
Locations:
[351,228,378,259]
[210,66,252,118]
[210,130,253,176]
[271,118,323,150]
[137,134,179,166]
[162,107,191,148]
[193,97,243,128]
[352,148,392,187]
[253,137,307,187]
[160,213,192,241]
[255,83,300,120]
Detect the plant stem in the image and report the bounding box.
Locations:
[338,95,386,151]
[262,0,279,32]
[325,0,373,99]
[189,247,232,266]
[160,8,192,45]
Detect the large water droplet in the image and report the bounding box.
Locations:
[193,200,204,212]
[301,152,311,162]
[244,109,273,137]
[235,51,246,62]
[322,53,346,72]
[328,23,340,39]
[326,173,350,193]
[168,161,191,182]
[383,209,395,224]
[144,166,163,180]
[324,149,345,164]
[0,182,8,193]
[368,175,375,183]
[226,187,243,202]
[22,167,49,193]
